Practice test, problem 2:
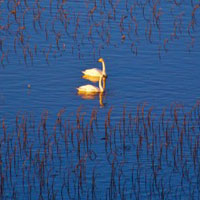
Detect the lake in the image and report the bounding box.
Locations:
[0,0,200,199]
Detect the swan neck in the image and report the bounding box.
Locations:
[99,76,104,92]
[101,61,106,75]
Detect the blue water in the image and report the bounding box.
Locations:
[0,0,200,199]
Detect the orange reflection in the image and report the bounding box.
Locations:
[99,92,104,107]
[82,75,107,86]
[77,92,97,99]
[102,77,106,89]
[82,75,99,83]
[77,91,105,107]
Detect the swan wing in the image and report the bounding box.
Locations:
[82,68,102,77]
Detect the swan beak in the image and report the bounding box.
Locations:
[103,74,107,78]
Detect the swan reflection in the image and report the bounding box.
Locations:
[82,75,100,83]
[78,91,105,107]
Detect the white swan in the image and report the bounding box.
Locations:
[77,75,104,94]
[82,58,107,77]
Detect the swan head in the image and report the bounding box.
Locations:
[98,58,104,63]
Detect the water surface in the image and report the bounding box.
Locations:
[0,0,200,199]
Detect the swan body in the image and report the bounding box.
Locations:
[77,75,104,94]
[82,58,107,77]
